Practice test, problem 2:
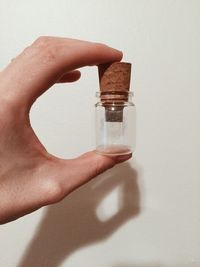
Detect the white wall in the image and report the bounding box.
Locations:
[0,0,200,266]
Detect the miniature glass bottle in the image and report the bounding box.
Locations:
[95,62,136,156]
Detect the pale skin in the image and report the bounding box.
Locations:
[0,37,132,224]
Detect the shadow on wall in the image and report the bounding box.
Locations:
[17,162,140,267]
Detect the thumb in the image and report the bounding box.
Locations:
[59,151,132,195]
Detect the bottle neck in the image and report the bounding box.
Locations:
[96,91,133,104]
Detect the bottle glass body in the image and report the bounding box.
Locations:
[95,92,136,156]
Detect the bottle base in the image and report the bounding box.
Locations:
[96,145,132,157]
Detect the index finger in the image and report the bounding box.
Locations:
[0,36,123,109]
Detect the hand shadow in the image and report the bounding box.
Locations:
[17,162,140,267]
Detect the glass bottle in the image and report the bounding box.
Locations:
[95,62,136,156]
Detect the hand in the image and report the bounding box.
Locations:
[0,36,132,224]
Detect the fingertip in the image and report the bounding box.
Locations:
[90,42,123,66]
[77,151,116,176]
[94,151,132,165]
[116,49,123,61]
[77,150,132,180]
[106,46,123,62]
[80,150,116,167]
[89,150,132,164]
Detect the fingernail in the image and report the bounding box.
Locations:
[115,153,132,163]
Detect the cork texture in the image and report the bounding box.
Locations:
[98,62,131,92]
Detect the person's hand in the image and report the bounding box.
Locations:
[0,37,132,224]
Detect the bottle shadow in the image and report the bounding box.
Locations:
[17,162,140,267]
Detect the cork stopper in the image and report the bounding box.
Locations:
[98,62,132,122]
[98,62,131,92]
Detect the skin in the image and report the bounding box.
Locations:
[0,37,132,224]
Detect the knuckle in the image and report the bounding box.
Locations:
[10,57,17,63]
[33,36,51,47]
[33,36,57,63]
[41,177,64,204]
